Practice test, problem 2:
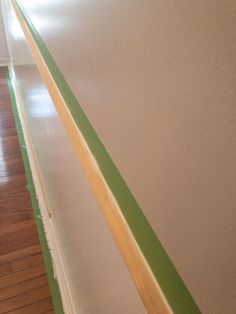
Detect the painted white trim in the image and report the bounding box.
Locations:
[8,64,77,314]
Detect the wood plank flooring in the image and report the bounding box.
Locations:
[0,67,55,313]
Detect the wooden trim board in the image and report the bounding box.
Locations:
[10,0,203,313]
[11,1,172,312]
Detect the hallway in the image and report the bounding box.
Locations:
[0,67,54,314]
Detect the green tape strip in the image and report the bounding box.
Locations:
[6,68,64,314]
[15,2,200,312]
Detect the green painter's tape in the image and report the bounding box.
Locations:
[16,1,201,313]
[6,69,64,314]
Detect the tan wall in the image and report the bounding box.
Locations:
[5,0,236,313]
[18,1,236,313]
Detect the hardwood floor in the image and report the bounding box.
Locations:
[0,67,55,313]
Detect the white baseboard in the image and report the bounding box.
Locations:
[8,65,77,314]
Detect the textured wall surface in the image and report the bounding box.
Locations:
[7,1,236,313]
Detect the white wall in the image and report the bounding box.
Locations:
[0,2,9,65]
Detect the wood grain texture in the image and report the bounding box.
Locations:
[0,67,55,313]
